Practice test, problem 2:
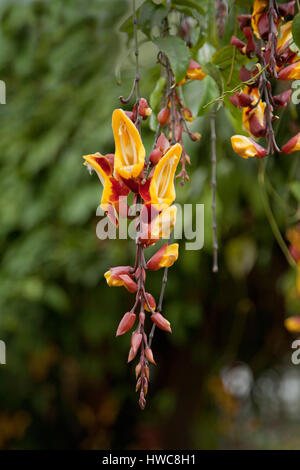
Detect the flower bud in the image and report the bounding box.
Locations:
[278,1,295,17]
[145,347,156,364]
[182,107,194,122]
[136,377,142,391]
[237,14,251,30]
[116,311,136,336]
[230,35,246,54]
[149,148,163,165]
[131,332,143,355]
[135,362,142,379]
[144,292,156,312]
[143,378,148,396]
[186,59,206,80]
[138,98,152,119]
[145,365,150,380]
[273,89,292,108]
[128,347,136,363]
[190,132,201,142]
[157,107,170,126]
[151,312,172,333]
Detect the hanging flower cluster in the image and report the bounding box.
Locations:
[285,224,300,333]
[230,0,300,159]
[155,56,204,185]
[83,106,181,409]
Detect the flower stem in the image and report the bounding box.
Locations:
[210,109,218,272]
[258,160,296,269]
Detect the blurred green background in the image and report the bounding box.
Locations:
[0,0,300,450]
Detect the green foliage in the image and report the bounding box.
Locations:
[153,35,191,82]
[292,12,300,50]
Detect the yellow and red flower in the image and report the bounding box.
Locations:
[281,132,300,154]
[146,243,179,271]
[139,205,178,246]
[104,266,138,293]
[278,61,300,80]
[231,135,267,159]
[178,59,206,85]
[112,109,145,180]
[242,87,266,138]
[140,143,181,212]
[251,0,268,39]
[83,152,130,225]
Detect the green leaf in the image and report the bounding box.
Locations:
[292,13,300,50]
[172,0,205,15]
[201,62,224,96]
[197,76,219,116]
[212,46,235,70]
[153,36,191,83]
[289,181,300,202]
[150,76,166,111]
[119,1,167,40]
[234,0,253,6]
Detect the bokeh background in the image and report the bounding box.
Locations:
[0,0,300,450]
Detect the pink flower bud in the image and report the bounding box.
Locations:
[131,332,143,354]
[273,89,292,108]
[230,35,246,54]
[237,14,251,30]
[278,1,295,17]
[149,148,163,165]
[135,362,142,379]
[151,312,172,333]
[157,107,170,126]
[143,378,148,396]
[136,377,142,391]
[243,27,256,57]
[116,311,136,336]
[144,292,156,312]
[156,132,170,154]
[128,347,136,363]
[145,347,156,364]
[138,98,152,119]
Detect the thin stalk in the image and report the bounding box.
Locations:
[258,160,296,269]
[210,110,218,272]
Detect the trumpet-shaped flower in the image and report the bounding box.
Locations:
[281,132,300,154]
[242,87,266,138]
[186,59,206,81]
[149,205,177,241]
[277,21,293,53]
[112,109,145,180]
[141,143,181,212]
[104,266,138,293]
[251,0,268,39]
[278,61,300,80]
[83,152,129,225]
[231,135,267,159]
[146,243,179,271]
[139,205,177,245]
